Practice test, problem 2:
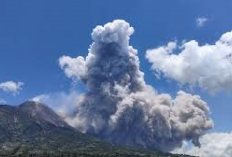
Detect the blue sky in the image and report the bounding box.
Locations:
[0,0,232,133]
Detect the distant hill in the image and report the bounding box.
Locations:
[0,101,194,157]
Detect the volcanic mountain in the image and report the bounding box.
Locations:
[0,101,193,157]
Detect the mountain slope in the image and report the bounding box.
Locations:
[0,101,193,157]
[0,101,109,150]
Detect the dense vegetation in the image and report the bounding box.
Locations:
[0,144,193,157]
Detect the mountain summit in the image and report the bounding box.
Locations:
[0,101,100,149]
[18,101,70,128]
[0,101,193,157]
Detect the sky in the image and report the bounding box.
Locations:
[0,0,232,155]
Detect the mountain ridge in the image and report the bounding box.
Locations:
[0,101,194,157]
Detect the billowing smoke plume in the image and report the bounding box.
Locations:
[146,31,232,93]
[59,20,213,151]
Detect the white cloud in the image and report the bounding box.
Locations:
[196,17,208,27]
[174,132,232,157]
[146,30,232,93]
[0,81,24,95]
[0,98,6,104]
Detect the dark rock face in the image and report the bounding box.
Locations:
[0,101,86,151]
[19,101,70,128]
[0,101,91,144]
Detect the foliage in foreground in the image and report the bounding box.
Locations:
[0,144,194,157]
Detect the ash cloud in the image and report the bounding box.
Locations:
[59,20,213,151]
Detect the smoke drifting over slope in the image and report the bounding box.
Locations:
[59,20,213,151]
